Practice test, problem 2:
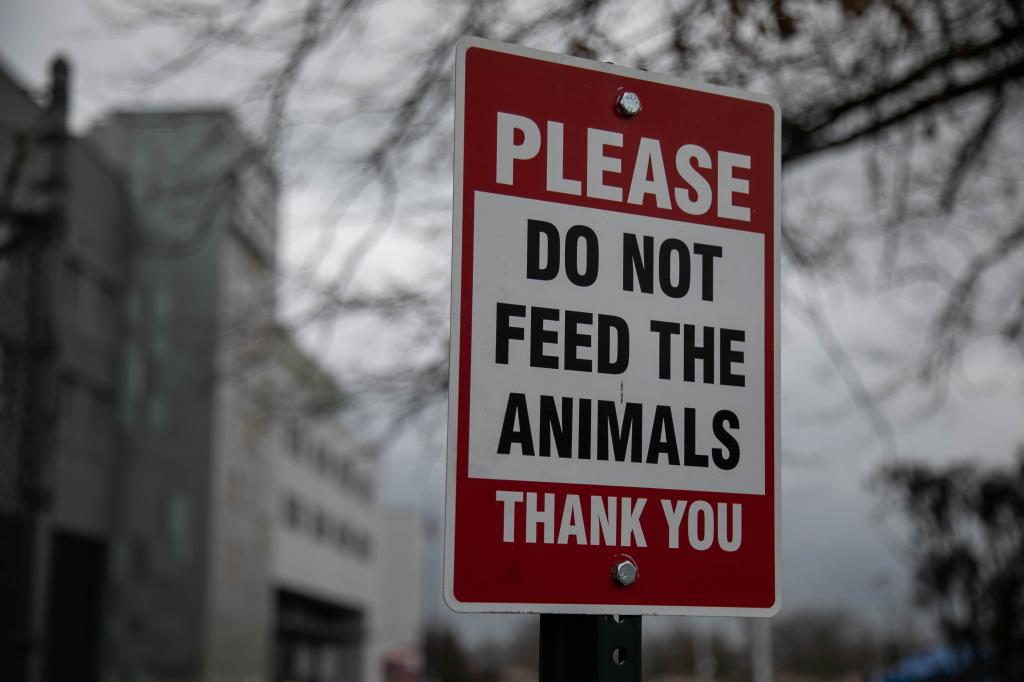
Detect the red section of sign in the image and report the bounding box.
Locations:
[449,41,777,612]
[453,482,775,607]
[461,46,775,232]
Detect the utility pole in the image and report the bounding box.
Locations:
[3,55,69,682]
[751,618,773,682]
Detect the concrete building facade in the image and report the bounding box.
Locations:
[90,109,279,682]
[0,58,420,682]
[1,56,128,682]
[271,344,380,680]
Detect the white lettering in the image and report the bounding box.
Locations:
[674,144,712,215]
[495,490,523,542]
[590,496,617,546]
[556,494,587,544]
[586,128,623,202]
[496,112,540,185]
[491,114,756,224]
[660,499,688,549]
[687,500,714,551]
[620,497,648,547]
[627,138,671,209]
[717,151,751,221]
[717,502,742,552]
[525,491,555,543]
[496,494,738,549]
[546,121,582,195]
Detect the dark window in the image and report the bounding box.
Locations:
[44,532,106,682]
[288,422,303,456]
[274,589,365,682]
[336,523,350,550]
[284,495,301,528]
[314,511,326,540]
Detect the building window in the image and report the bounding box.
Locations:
[283,495,301,529]
[355,532,372,560]
[314,510,326,540]
[336,522,350,550]
[274,590,365,682]
[358,476,372,503]
[287,422,302,456]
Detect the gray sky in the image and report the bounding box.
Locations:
[4,0,1023,648]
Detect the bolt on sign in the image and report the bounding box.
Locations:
[444,37,780,616]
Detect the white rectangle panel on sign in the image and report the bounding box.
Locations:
[467,191,766,495]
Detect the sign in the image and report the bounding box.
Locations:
[444,37,780,615]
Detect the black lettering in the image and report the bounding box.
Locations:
[527,219,559,280]
[659,238,691,298]
[539,395,574,458]
[495,302,525,364]
[693,242,722,302]
[565,224,599,286]
[684,324,715,384]
[682,407,708,467]
[712,410,740,470]
[597,401,643,463]
[720,328,745,387]
[497,393,534,456]
[530,306,560,369]
[646,405,680,465]
[598,315,629,374]
[623,233,654,293]
[578,398,591,459]
[564,310,593,372]
[649,320,680,380]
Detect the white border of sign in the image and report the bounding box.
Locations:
[444,36,782,616]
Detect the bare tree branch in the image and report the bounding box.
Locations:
[96,0,1024,439]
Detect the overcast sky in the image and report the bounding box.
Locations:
[4,0,1023,648]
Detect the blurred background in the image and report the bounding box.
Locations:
[1,1,1023,681]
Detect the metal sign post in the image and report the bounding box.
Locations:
[540,615,642,682]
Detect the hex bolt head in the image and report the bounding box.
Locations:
[616,91,642,117]
[613,558,638,586]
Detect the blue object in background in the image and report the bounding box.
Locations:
[874,646,983,682]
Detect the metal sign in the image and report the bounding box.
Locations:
[445,37,780,615]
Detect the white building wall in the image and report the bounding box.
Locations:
[271,416,379,609]
[271,400,385,682]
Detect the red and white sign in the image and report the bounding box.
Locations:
[444,37,780,615]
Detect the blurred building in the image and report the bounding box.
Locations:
[1,55,128,682]
[0,58,421,682]
[271,339,383,681]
